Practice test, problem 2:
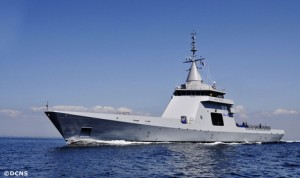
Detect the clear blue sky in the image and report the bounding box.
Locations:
[0,0,299,139]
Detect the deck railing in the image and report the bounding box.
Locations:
[236,123,271,131]
[246,124,271,130]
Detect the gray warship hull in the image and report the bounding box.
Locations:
[46,111,284,143]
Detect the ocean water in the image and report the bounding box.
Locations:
[0,138,299,178]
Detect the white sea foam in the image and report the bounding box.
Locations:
[66,138,169,146]
[202,141,225,145]
[282,140,300,143]
[200,142,243,145]
[227,142,243,145]
[199,141,263,145]
[66,138,296,146]
[239,141,262,145]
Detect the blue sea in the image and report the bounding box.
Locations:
[0,138,299,178]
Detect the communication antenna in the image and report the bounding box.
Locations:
[46,101,49,111]
[184,31,205,67]
[191,31,197,58]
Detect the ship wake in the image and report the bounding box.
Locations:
[200,141,263,145]
[66,138,168,146]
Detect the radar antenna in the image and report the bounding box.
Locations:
[191,31,197,58]
[184,31,205,67]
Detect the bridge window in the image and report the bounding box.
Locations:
[173,90,224,98]
[211,113,224,126]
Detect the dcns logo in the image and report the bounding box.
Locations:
[4,171,28,177]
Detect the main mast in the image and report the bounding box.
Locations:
[184,32,205,89]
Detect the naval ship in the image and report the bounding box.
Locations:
[45,33,284,143]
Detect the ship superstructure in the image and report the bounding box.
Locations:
[45,33,284,143]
